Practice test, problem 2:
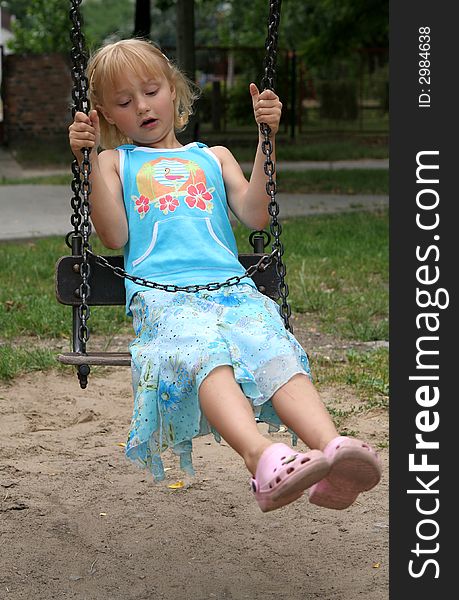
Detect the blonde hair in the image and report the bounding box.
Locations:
[87,38,200,149]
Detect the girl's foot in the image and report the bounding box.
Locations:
[251,443,330,512]
[308,436,381,510]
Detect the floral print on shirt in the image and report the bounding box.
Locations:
[132,157,215,217]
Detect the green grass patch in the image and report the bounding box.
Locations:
[235,210,388,341]
[277,169,388,195]
[277,139,388,162]
[326,406,359,432]
[312,347,389,410]
[0,174,72,186]
[0,237,129,340]
[231,137,388,163]
[0,169,388,196]
[11,135,388,169]
[0,344,61,381]
[11,138,74,168]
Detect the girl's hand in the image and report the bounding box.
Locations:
[249,83,282,135]
[68,109,100,160]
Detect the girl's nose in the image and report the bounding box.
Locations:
[136,99,150,114]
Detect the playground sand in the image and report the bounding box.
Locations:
[0,320,388,600]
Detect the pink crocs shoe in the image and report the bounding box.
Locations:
[251,443,330,512]
[308,436,381,510]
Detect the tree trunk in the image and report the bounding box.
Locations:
[134,0,151,38]
[176,0,195,81]
[176,0,198,141]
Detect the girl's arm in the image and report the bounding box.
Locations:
[211,84,282,230]
[69,110,128,249]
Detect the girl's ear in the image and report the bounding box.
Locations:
[97,104,115,125]
[170,84,176,102]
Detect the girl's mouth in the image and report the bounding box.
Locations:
[141,118,158,129]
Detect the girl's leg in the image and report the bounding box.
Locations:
[198,365,272,476]
[272,373,381,509]
[199,365,332,512]
[271,373,339,450]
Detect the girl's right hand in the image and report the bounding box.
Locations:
[68,109,100,160]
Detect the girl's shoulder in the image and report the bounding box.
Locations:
[98,148,119,164]
[97,148,120,176]
[99,148,119,159]
[208,145,236,168]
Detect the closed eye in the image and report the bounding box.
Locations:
[118,100,131,107]
[146,90,158,96]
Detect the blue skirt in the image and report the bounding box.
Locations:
[126,283,311,481]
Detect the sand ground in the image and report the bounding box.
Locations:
[0,318,388,600]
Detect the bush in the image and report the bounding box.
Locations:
[318,80,359,121]
[380,80,389,113]
[226,81,255,126]
[7,0,69,54]
[197,82,228,128]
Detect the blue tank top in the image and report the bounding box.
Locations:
[117,141,256,313]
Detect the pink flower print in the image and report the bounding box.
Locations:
[159,194,180,215]
[185,183,214,211]
[133,195,151,219]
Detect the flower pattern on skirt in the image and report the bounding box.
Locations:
[126,283,311,481]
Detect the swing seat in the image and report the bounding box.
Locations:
[55,252,280,368]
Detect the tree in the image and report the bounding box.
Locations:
[0,0,29,21]
[287,0,388,66]
[202,0,388,66]
[176,0,195,80]
[134,0,151,38]
[82,0,135,49]
[6,0,69,54]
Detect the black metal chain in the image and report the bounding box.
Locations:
[260,127,292,332]
[68,0,92,347]
[88,247,279,293]
[260,0,282,93]
[66,0,292,332]
[259,0,292,332]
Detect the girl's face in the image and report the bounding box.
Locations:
[99,69,179,148]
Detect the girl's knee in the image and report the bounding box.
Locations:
[199,365,235,396]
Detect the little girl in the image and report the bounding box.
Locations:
[68,38,381,512]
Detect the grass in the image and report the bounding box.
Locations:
[11,139,75,169]
[237,138,388,163]
[0,211,388,383]
[0,237,128,340]
[0,174,71,185]
[234,210,388,341]
[313,347,389,410]
[0,169,389,195]
[300,346,389,432]
[277,169,388,194]
[0,344,61,381]
[10,134,388,168]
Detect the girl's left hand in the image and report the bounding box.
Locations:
[250,83,282,135]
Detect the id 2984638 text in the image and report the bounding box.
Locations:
[418,26,431,108]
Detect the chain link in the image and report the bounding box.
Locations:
[259,126,292,332]
[87,248,279,294]
[68,0,92,347]
[259,0,292,332]
[260,0,282,93]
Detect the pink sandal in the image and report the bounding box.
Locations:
[308,436,381,510]
[251,443,330,512]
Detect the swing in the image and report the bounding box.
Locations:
[56,0,292,389]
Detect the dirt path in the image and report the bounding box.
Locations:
[0,319,388,600]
